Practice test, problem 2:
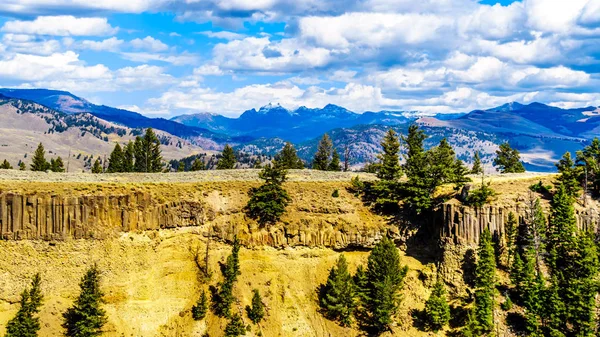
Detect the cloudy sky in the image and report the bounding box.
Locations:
[0,0,598,117]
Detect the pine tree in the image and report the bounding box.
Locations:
[62,264,107,337]
[91,159,103,174]
[493,142,525,173]
[474,229,495,334]
[144,128,163,172]
[542,276,566,337]
[575,137,600,196]
[0,159,13,169]
[402,125,427,182]
[471,152,483,175]
[312,134,333,170]
[217,145,236,169]
[5,273,43,337]
[177,160,185,172]
[327,149,341,171]
[30,143,49,171]
[246,289,265,324]
[376,129,402,181]
[191,158,205,171]
[505,211,517,268]
[352,265,369,307]
[192,290,208,321]
[107,144,124,173]
[521,249,543,336]
[133,136,145,173]
[212,237,241,317]
[274,142,303,169]
[510,251,524,293]
[245,164,291,225]
[50,157,65,172]
[224,313,246,337]
[555,151,581,199]
[424,280,450,331]
[364,237,408,332]
[122,141,135,172]
[319,254,356,327]
[570,232,598,336]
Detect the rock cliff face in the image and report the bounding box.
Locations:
[439,202,599,245]
[0,187,393,249]
[0,192,206,240]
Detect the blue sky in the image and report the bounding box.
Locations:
[0,0,598,117]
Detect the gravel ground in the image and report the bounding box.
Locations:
[0,169,379,183]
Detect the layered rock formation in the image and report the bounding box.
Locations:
[440,201,599,245]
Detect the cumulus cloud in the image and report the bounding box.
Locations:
[1,16,117,36]
[130,36,169,52]
[198,31,247,40]
[120,51,198,65]
[78,37,124,52]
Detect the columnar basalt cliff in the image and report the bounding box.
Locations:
[0,192,207,240]
[439,201,599,245]
[0,190,393,248]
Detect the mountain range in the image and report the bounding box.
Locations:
[0,88,598,172]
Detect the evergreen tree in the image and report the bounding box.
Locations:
[327,149,341,171]
[177,160,185,172]
[144,128,163,172]
[575,137,600,196]
[510,251,524,292]
[505,211,517,268]
[493,142,525,173]
[122,141,135,173]
[62,264,107,337]
[352,265,369,307]
[542,276,566,337]
[376,129,402,181]
[274,142,303,169]
[107,144,124,173]
[245,164,291,225]
[19,161,26,171]
[570,232,598,336]
[364,237,408,333]
[423,280,450,331]
[521,249,543,336]
[191,158,205,171]
[473,229,495,334]
[133,136,145,173]
[30,143,49,171]
[471,152,483,175]
[0,159,13,169]
[212,237,241,317]
[312,134,333,170]
[224,313,246,337]
[555,151,581,199]
[50,157,65,172]
[91,159,103,174]
[402,125,427,182]
[5,273,43,337]
[192,290,208,321]
[319,254,355,327]
[246,289,265,324]
[217,145,236,169]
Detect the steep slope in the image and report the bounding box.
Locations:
[0,89,238,149]
[0,97,205,171]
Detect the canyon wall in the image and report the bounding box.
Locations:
[0,190,392,248]
[440,201,600,245]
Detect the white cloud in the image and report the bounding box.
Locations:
[130,36,169,52]
[198,31,247,40]
[1,16,117,36]
[78,37,124,52]
[1,34,62,55]
[120,52,198,65]
[299,13,453,49]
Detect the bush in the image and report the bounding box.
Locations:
[245,165,291,225]
[332,189,340,198]
[465,179,496,208]
[529,180,552,194]
[192,290,208,320]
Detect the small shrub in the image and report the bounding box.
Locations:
[529,180,552,194]
[332,189,339,198]
[465,179,496,208]
[501,294,513,311]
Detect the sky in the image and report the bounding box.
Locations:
[0,0,598,118]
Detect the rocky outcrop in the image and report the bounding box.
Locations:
[439,202,599,245]
[0,192,206,240]
[0,191,396,248]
